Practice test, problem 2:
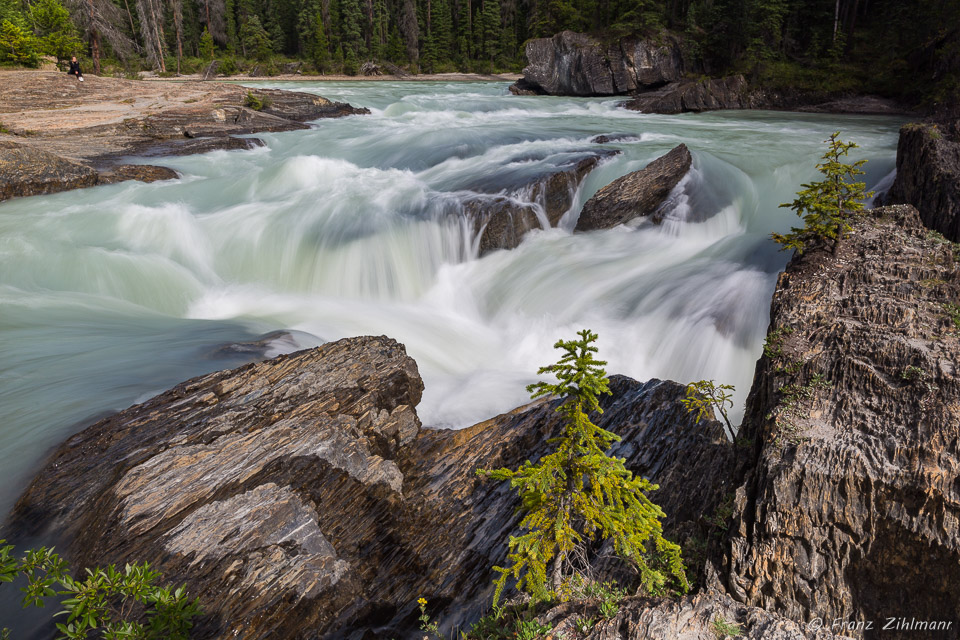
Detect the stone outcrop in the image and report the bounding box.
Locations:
[0,71,368,202]
[0,141,179,200]
[575,144,692,231]
[886,121,960,242]
[4,335,736,638]
[463,150,619,253]
[509,31,686,97]
[623,76,751,114]
[541,592,848,640]
[723,205,960,635]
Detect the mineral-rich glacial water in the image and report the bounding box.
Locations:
[0,81,903,517]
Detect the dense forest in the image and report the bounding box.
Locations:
[0,0,957,102]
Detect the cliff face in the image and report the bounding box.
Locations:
[886,121,960,242]
[510,31,686,97]
[724,205,960,636]
[4,337,734,638]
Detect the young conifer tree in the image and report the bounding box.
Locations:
[773,131,873,254]
[479,330,688,607]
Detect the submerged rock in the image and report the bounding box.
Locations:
[575,144,692,231]
[510,31,686,97]
[724,205,960,632]
[4,336,734,637]
[886,121,960,241]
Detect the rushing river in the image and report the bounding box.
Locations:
[0,81,902,518]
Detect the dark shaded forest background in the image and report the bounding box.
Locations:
[0,0,958,105]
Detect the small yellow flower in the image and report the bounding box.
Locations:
[417,597,427,607]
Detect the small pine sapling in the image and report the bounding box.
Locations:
[681,380,736,439]
[773,131,873,254]
[478,330,688,607]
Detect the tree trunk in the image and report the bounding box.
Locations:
[832,0,841,44]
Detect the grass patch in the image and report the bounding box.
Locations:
[712,615,742,638]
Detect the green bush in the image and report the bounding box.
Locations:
[243,91,271,111]
[0,19,40,66]
[0,539,201,639]
[478,329,687,607]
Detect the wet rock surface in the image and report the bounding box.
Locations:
[0,71,368,201]
[623,76,750,114]
[723,205,960,637]
[4,339,733,637]
[886,121,960,241]
[463,150,619,253]
[575,144,692,231]
[510,30,686,97]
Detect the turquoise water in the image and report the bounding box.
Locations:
[0,81,902,517]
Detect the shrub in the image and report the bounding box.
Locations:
[243,91,271,111]
[772,131,872,254]
[681,380,736,439]
[478,330,687,607]
[0,539,201,639]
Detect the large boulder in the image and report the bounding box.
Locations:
[462,150,619,253]
[886,120,960,242]
[623,76,751,114]
[723,205,960,635]
[510,31,686,97]
[575,144,692,231]
[4,336,736,638]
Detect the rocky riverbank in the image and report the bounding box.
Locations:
[0,70,368,201]
[509,31,912,116]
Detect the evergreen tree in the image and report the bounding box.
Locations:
[30,0,83,61]
[772,131,872,255]
[480,0,498,66]
[199,24,214,57]
[479,330,688,605]
[339,0,363,58]
[239,14,272,59]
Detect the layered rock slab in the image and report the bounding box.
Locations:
[5,338,735,637]
[724,205,960,636]
[575,144,692,231]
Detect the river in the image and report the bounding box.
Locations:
[0,81,902,518]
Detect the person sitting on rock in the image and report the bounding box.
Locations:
[68,56,83,81]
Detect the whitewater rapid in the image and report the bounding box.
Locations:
[0,81,903,515]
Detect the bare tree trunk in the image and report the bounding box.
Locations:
[832,0,841,44]
[122,0,139,52]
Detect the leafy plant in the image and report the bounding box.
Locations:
[478,330,687,608]
[772,132,873,254]
[762,326,794,360]
[711,615,742,638]
[0,539,200,639]
[574,616,596,633]
[417,597,441,638]
[681,380,736,439]
[945,303,960,331]
[514,619,552,640]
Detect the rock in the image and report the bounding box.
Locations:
[723,205,960,633]
[281,61,303,75]
[623,76,750,114]
[97,163,180,184]
[4,336,735,637]
[463,150,619,254]
[796,95,911,115]
[0,141,179,199]
[575,144,692,231]
[591,133,642,144]
[511,30,686,97]
[886,121,960,241]
[543,592,848,640]
[0,141,99,200]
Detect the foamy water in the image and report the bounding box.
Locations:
[0,81,903,516]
